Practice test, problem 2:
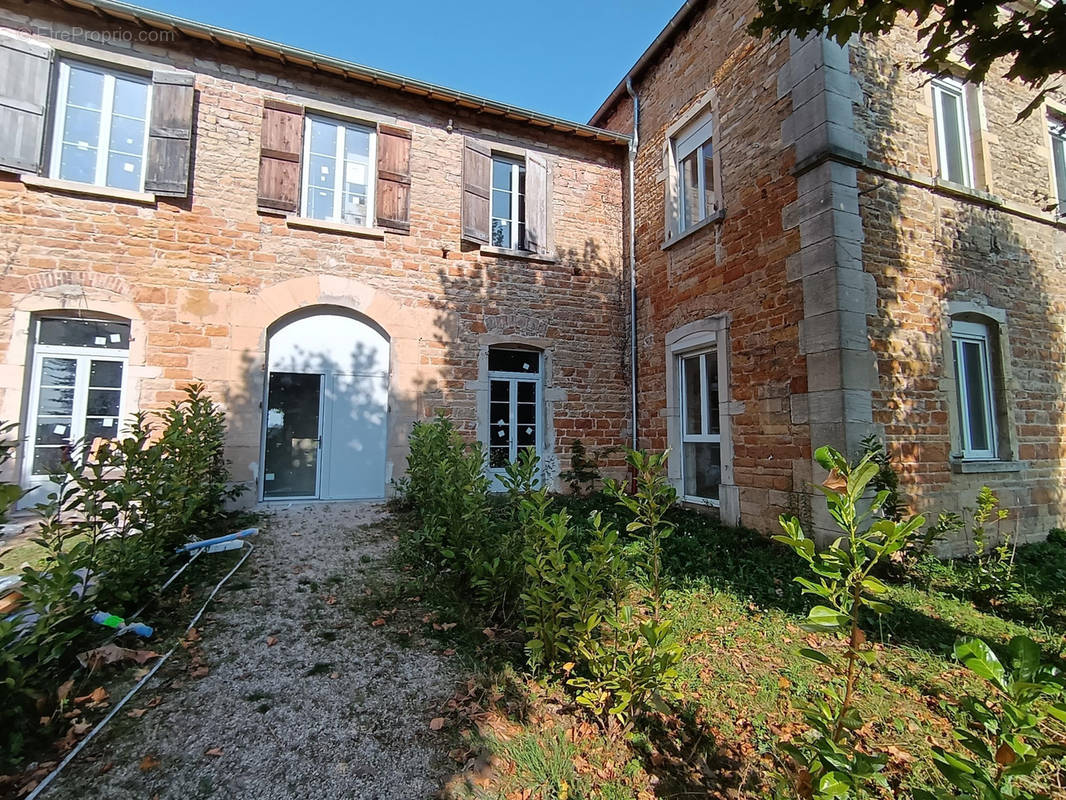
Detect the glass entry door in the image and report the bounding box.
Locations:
[263,372,322,499]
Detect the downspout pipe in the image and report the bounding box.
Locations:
[625,78,639,451]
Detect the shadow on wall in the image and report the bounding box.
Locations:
[422,237,630,486]
[854,44,1066,549]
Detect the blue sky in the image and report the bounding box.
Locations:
[127,0,681,123]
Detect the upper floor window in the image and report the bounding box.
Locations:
[49,60,151,192]
[1050,115,1066,217]
[491,156,525,250]
[460,137,551,256]
[931,76,975,188]
[301,115,376,227]
[674,111,719,232]
[951,319,998,459]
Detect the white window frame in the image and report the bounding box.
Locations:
[951,319,998,460]
[486,350,542,481]
[300,114,377,226]
[678,346,721,506]
[1049,115,1066,217]
[931,76,975,189]
[491,155,525,250]
[673,111,717,233]
[49,60,152,191]
[23,322,130,483]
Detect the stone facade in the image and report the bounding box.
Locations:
[0,2,629,502]
[595,0,1066,546]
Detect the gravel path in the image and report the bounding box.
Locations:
[46,503,457,800]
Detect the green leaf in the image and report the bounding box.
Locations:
[955,637,1006,688]
[798,647,832,665]
[805,605,849,631]
[816,771,850,798]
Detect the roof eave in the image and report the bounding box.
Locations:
[44,0,630,146]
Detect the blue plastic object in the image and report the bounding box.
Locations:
[176,527,258,554]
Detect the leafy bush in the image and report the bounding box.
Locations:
[0,422,26,523]
[915,635,1066,800]
[559,439,616,496]
[773,445,925,799]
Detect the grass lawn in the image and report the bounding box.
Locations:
[383,494,1066,800]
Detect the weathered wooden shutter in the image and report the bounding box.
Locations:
[0,34,52,174]
[524,152,550,255]
[461,136,491,246]
[144,71,195,197]
[375,124,411,231]
[257,100,304,212]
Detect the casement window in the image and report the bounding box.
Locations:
[301,115,376,226]
[951,319,998,459]
[24,317,130,481]
[491,156,526,250]
[486,348,542,475]
[461,137,551,256]
[674,112,719,232]
[932,76,976,188]
[1050,116,1066,217]
[49,61,151,191]
[678,348,721,502]
[0,35,195,197]
[257,101,411,231]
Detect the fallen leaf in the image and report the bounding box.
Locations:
[329,672,340,679]
[146,696,163,708]
[429,717,446,731]
[189,666,209,679]
[778,676,791,690]
[266,636,278,647]
[126,708,147,719]
[371,619,385,627]
[482,628,495,638]
[204,747,224,757]
[139,755,160,772]
[77,645,160,670]
[57,679,74,703]
[74,687,109,705]
[325,595,337,605]
[98,762,114,775]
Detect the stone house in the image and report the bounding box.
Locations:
[0,0,1064,547]
[0,0,629,507]
[593,0,1066,544]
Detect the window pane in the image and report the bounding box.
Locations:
[309,119,337,155]
[489,350,539,374]
[344,126,370,160]
[701,142,716,215]
[61,106,101,149]
[680,152,701,229]
[492,159,512,191]
[89,360,123,389]
[491,191,511,220]
[86,388,121,417]
[937,88,967,185]
[41,357,77,387]
[37,318,130,348]
[33,446,68,477]
[35,419,73,445]
[490,380,510,402]
[682,355,702,436]
[491,219,510,248]
[37,387,75,417]
[517,382,535,403]
[517,401,536,425]
[59,143,97,184]
[106,152,142,190]
[308,153,336,189]
[111,77,148,119]
[960,340,992,453]
[307,187,334,220]
[489,447,509,468]
[108,115,145,156]
[1052,129,1066,215]
[683,442,720,501]
[704,351,720,435]
[85,417,120,440]
[66,66,104,111]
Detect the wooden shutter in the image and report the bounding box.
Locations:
[524,152,550,255]
[375,124,411,231]
[461,136,491,246]
[664,149,680,241]
[144,71,195,197]
[0,34,52,174]
[257,100,304,212]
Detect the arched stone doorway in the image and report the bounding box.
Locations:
[261,308,389,500]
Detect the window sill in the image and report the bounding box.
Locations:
[932,178,1002,206]
[949,459,1027,474]
[21,174,156,205]
[285,216,387,239]
[479,245,556,264]
[681,494,720,509]
[660,208,726,251]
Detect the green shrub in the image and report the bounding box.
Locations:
[0,422,25,523]
[915,635,1066,800]
[773,445,925,799]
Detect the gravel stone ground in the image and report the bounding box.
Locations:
[46,502,457,800]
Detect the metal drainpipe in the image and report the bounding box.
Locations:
[625,77,639,451]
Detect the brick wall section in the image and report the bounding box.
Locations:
[600,0,809,533]
[853,24,1066,547]
[0,3,629,498]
